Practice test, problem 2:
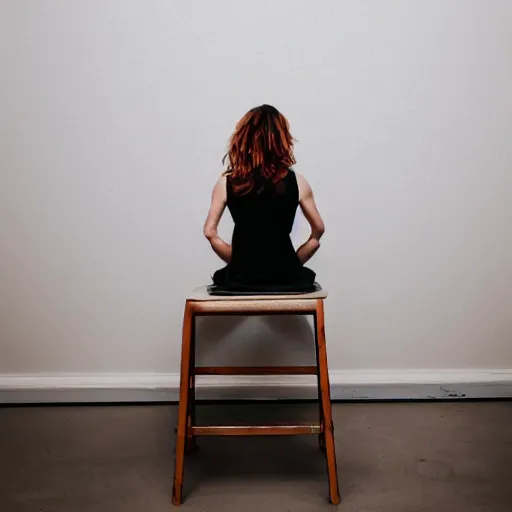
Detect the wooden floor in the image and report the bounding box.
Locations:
[0,401,511,512]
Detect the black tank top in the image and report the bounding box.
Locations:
[212,170,316,291]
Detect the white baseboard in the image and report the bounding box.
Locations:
[0,370,511,404]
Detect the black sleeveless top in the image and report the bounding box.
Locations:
[212,170,316,292]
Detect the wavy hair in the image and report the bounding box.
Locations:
[223,104,296,195]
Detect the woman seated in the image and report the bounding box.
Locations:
[203,104,325,293]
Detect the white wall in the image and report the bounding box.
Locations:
[1,1,512,396]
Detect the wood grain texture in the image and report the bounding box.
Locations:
[195,366,317,376]
[189,298,317,315]
[172,303,193,506]
[185,318,197,453]
[192,425,322,436]
[315,299,341,505]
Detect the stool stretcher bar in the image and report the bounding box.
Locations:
[191,425,322,436]
[194,365,318,376]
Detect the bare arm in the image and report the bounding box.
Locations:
[296,174,325,265]
[203,176,232,264]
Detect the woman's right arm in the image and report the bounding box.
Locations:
[296,174,325,264]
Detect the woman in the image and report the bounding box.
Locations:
[203,104,325,293]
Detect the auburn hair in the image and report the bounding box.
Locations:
[223,104,296,195]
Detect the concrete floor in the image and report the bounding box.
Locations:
[0,401,511,512]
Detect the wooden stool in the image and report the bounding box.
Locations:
[172,286,340,505]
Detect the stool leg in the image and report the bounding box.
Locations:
[315,324,325,451]
[316,365,326,452]
[172,302,194,506]
[315,299,341,505]
[186,319,197,452]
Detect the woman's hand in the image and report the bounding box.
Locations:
[296,236,320,264]
[206,235,232,264]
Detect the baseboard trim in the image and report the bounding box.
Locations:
[0,370,511,404]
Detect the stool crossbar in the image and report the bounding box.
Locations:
[172,287,340,505]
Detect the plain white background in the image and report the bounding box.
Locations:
[1,1,511,393]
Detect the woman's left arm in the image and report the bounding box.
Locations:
[203,176,232,263]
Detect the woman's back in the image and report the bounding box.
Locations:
[225,170,305,286]
[227,170,298,237]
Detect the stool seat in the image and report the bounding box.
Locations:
[187,285,328,301]
[172,286,340,506]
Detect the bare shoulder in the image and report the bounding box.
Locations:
[295,172,312,201]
